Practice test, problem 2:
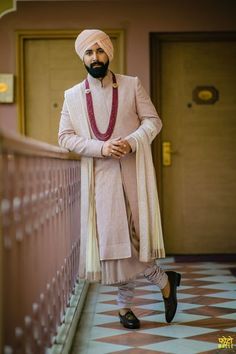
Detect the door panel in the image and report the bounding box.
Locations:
[154,39,236,254]
[23,33,123,145]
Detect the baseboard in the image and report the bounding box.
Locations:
[47,279,90,354]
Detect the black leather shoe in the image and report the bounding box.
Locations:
[119,310,140,329]
[163,271,181,323]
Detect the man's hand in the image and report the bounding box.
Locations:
[102,138,131,159]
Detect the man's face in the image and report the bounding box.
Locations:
[83,43,109,78]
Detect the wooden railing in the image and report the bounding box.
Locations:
[0,129,82,354]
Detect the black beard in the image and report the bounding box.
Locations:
[85,60,109,78]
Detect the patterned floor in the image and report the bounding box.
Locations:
[71,257,236,354]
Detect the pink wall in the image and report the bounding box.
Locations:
[0,0,236,131]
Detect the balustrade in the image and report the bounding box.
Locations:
[0,130,81,353]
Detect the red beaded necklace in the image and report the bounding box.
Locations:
[85,72,118,141]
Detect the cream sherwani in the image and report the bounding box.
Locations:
[58,70,164,284]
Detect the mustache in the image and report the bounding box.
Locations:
[90,61,104,68]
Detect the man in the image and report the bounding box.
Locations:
[58,29,181,329]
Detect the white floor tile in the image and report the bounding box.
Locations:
[97,293,117,301]
[137,303,165,311]
[86,341,131,354]
[177,285,196,290]
[161,264,183,270]
[196,275,236,283]
[135,284,159,291]
[201,283,236,291]
[140,338,216,354]
[225,326,236,332]
[136,293,162,300]
[93,314,119,325]
[208,291,236,299]
[174,312,210,323]
[140,312,209,325]
[140,324,217,338]
[190,263,235,269]
[192,269,232,275]
[90,326,130,340]
[177,302,203,311]
[139,313,167,323]
[218,313,236,320]
[211,301,236,309]
[95,303,118,313]
[175,292,198,300]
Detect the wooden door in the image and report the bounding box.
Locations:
[19,31,124,145]
[151,35,236,254]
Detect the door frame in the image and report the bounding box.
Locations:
[16,29,125,134]
[150,31,236,209]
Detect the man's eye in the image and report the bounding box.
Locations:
[85,51,93,56]
[97,48,104,53]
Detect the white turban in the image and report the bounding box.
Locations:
[75,29,114,61]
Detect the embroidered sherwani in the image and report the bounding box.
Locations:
[58,70,163,284]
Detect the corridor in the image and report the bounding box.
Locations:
[71,257,236,354]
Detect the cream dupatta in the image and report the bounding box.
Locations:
[65,83,101,282]
[132,120,165,261]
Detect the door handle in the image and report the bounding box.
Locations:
[162,141,178,166]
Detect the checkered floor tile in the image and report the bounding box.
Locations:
[71,258,236,354]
